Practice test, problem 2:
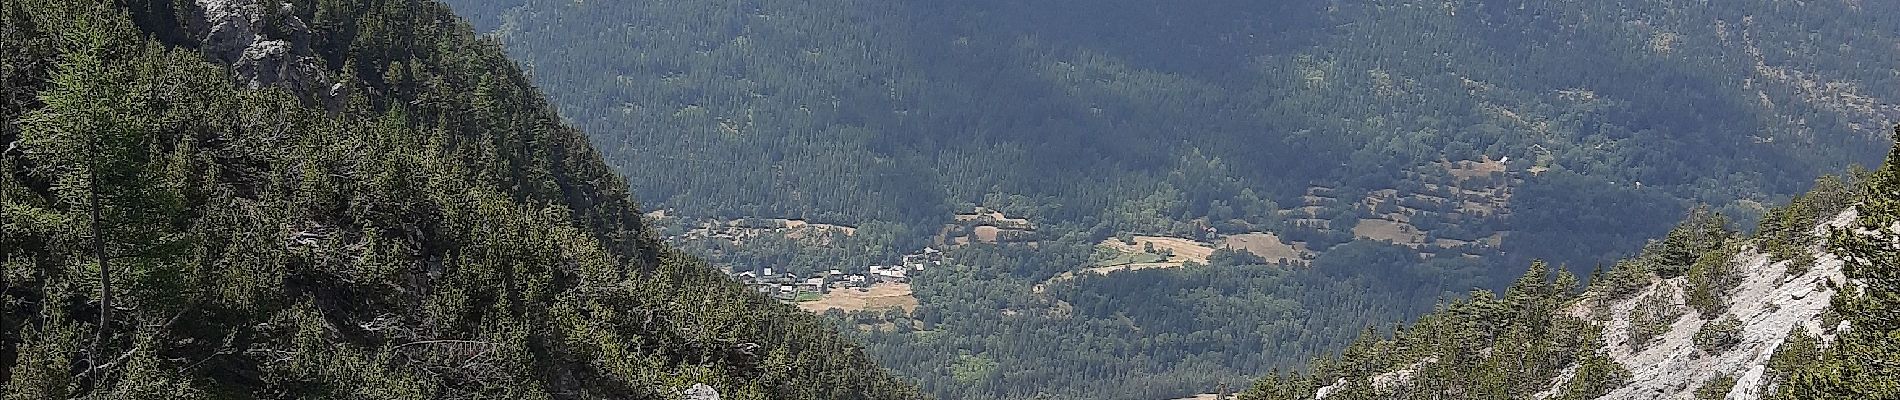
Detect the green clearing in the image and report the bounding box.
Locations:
[1094,250,1168,267]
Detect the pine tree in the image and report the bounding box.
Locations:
[1776,126,1900,398]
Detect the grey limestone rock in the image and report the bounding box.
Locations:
[682,383,720,400]
[191,0,339,107]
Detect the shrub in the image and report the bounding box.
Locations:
[1767,326,1820,377]
[1595,259,1653,301]
[1684,242,1743,319]
[1628,285,1685,352]
[1553,352,1631,400]
[1784,252,1815,277]
[1208,247,1267,267]
[1644,208,1733,278]
[1693,316,1743,353]
[1694,375,1738,400]
[1756,174,1856,274]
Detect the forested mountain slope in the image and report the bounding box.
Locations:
[0,0,920,398]
[435,1,1900,399]
[1237,128,1900,399]
[446,0,1897,271]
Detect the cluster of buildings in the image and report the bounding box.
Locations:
[729,248,946,301]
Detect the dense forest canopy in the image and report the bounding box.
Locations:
[438,0,1900,399]
[448,0,1897,269]
[1,0,920,398]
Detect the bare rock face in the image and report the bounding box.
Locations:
[1312,378,1345,399]
[190,0,342,108]
[1597,210,1857,400]
[682,383,720,400]
[1729,364,1768,399]
[1278,210,1862,400]
[234,39,326,93]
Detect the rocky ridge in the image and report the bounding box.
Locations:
[1304,210,1859,400]
[1588,211,1854,399]
[189,0,343,106]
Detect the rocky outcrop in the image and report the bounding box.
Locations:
[1730,365,1768,399]
[1593,210,1854,400]
[189,0,344,107]
[1312,378,1346,399]
[682,383,721,400]
[1285,210,1858,400]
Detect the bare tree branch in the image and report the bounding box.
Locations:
[391,339,495,352]
[72,307,188,384]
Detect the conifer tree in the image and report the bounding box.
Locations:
[1776,126,1900,398]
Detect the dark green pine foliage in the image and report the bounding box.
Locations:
[1773,126,1900,399]
[1238,261,1610,400]
[0,0,922,398]
[858,240,1458,400]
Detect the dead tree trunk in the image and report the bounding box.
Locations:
[86,129,110,392]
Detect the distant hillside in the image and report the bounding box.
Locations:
[436,1,1899,398]
[1237,128,1900,399]
[446,0,1897,272]
[0,0,920,398]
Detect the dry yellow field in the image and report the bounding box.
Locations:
[1445,157,1507,180]
[1435,238,1473,248]
[777,218,859,235]
[1221,232,1313,263]
[972,225,1002,242]
[797,283,918,313]
[1353,218,1426,245]
[1045,231,1322,284]
[1099,235,1215,263]
[953,209,1033,228]
[1044,262,1186,285]
[1043,235,1218,285]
